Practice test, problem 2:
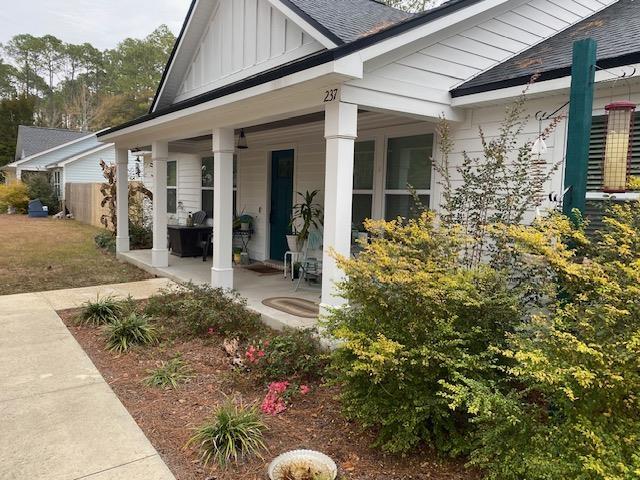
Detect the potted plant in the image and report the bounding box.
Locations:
[233,247,242,264]
[288,190,323,252]
[239,214,253,231]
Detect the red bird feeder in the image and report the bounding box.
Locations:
[603,101,636,192]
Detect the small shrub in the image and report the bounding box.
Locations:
[0,181,29,213]
[129,222,152,250]
[261,381,311,415]
[324,212,520,454]
[95,230,116,253]
[187,399,267,468]
[246,329,327,382]
[24,173,60,215]
[104,313,158,353]
[77,295,124,326]
[144,355,193,389]
[145,283,263,339]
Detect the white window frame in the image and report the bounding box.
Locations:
[382,133,435,220]
[167,160,177,214]
[200,155,238,219]
[352,139,376,229]
[52,170,61,198]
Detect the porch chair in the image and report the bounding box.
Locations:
[192,210,207,226]
[294,229,323,292]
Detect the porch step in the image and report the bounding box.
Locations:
[262,259,285,271]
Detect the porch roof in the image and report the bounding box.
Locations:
[98,0,481,141]
[452,0,640,98]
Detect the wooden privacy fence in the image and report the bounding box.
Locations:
[65,182,108,228]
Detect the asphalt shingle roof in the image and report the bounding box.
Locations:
[284,0,413,43]
[452,0,640,97]
[16,126,88,160]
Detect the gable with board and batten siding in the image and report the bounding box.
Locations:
[156,0,326,109]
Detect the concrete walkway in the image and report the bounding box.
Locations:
[0,278,176,480]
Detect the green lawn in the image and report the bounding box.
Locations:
[0,215,152,295]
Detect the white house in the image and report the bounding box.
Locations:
[2,126,140,203]
[98,0,639,319]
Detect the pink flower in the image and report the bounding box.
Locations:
[300,385,311,395]
[207,327,215,335]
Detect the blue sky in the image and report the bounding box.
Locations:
[0,0,193,50]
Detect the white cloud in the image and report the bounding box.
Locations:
[0,0,192,50]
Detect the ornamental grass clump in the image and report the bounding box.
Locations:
[77,295,125,326]
[143,355,193,389]
[187,399,267,468]
[104,312,158,353]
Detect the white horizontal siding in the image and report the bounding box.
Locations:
[351,0,615,111]
[17,137,100,172]
[64,147,114,184]
[174,0,323,104]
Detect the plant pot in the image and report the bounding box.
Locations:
[240,252,250,265]
[268,450,337,480]
[233,253,242,264]
[286,234,300,252]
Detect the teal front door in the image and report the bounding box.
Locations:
[270,149,294,261]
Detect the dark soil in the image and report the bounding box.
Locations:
[59,307,479,480]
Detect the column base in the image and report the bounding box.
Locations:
[151,249,169,268]
[115,236,130,253]
[211,267,234,290]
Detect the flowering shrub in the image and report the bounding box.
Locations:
[261,381,311,415]
[245,329,327,382]
[144,283,263,339]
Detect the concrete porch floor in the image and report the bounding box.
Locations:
[118,250,320,330]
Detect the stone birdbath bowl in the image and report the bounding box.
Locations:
[268,450,337,480]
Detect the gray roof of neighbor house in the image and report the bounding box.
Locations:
[15,126,88,161]
[283,0,412,44]
[452,0,640,97]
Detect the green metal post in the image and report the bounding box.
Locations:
[563,38,597,220]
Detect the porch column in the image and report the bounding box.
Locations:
[211,128,234,289]
[151,141,169,268]
[322,101,357,307]
[115,148,130,253]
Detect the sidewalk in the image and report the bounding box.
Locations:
[0,279,176,480]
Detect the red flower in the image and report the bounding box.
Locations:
[300,385,311,395]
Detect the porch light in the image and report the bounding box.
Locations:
[237,129,248,150]
[603,101,636,192]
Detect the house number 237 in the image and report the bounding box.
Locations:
[323,88,338,103]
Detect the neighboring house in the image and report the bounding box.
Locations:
[98,0,637,311]
[2,126,140,201]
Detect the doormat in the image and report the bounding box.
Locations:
[262,297,320,318]
[245,264,282,275]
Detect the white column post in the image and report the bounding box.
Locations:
[115,147,130,253]
[211,128,235,289]
[322,101,358,307]
[151,141,169,268]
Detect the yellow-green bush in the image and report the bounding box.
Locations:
[324,212,521,454]
[326,205,640,479]
[445,205,640,479]
[0,181,29,213]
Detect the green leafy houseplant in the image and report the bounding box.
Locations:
[289,190,323,249]
[104,312,158,353]
[144,355,193,389]
[187,399,267,468]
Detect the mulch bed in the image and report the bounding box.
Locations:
[59,308,478,480]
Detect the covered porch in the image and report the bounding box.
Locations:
[99,63,448,323]
[119,249,320,330]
